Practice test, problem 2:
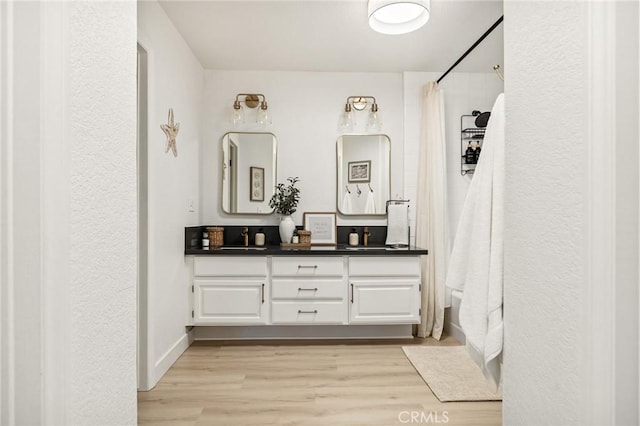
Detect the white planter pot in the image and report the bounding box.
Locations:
[279,215,296,244]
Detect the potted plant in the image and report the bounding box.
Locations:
[269,176,300,243]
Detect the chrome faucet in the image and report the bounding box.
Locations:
[241,227,249,247]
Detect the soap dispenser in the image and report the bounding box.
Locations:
[349,228,359,246]
[255,228,265,246]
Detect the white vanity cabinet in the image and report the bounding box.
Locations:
[348,257,421,324]
[187,253,424,332]
[271,256,348,324]
[191,256,269,325]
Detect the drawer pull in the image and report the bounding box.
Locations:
[350,283,354,303]
[298,287,318,291]
[261,283,265,304]
[298,310,318,314]
[298,265,318,269]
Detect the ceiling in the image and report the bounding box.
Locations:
[158,0,504,73]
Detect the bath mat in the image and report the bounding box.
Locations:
[402,345,502,402]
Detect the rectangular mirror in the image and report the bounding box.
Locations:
[222,132,277,215]
[336,134,390,216]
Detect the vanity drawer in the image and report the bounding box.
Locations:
[272,257,344,277]
[194,256,267,277]
[271,279,345,300]
[349,256,420,277]
[271,301,347,324]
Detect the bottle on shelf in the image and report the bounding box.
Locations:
[474,141,482,163]
[465,141,476,164]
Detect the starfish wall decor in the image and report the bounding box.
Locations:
[161,108,180,157]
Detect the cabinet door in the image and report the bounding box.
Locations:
[193,279,268,325]
[349,279,420,324]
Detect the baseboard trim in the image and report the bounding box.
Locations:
[193,325,414,340]
[148,331,192,390]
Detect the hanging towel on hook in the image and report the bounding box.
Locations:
[341,190,353,214]
[364,190,376,214]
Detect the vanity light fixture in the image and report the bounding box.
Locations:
[368,0,430,35]
[230,93,271,126]
[338,96,382,132]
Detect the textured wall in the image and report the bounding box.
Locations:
[66,1,137,423]
[503,2,588,424]
[137,0,203,387]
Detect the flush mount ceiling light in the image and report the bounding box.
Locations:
[368,0,430,35]
[230,93,271,126]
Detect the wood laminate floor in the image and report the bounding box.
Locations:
[138,335,502,425]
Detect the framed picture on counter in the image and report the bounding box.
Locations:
[303,212,337,246]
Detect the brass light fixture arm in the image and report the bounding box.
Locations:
[345,96,378,112]
[234,93,267,109]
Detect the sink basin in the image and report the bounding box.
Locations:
[217,246,267,251]
[344,246,392,251]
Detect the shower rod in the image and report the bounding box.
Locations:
[436,15,504,84]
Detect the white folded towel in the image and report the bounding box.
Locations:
[341,190,353,214]
[385,204,409,246]
[364,190,376,214]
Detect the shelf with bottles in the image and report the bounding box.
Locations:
[460,113,486,176]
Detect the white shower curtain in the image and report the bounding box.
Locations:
[416,82,450,339]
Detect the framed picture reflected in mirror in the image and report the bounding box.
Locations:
[250,166,264,201]
[348,160,371,183]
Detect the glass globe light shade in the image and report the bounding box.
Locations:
[366,109,383,132]
[256,101,272,126]
[230,104,245,125]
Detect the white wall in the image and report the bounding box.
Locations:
[614,2,639,423]
[503,2,588,422]
[503,1,639,424]
[138,1,203,389]
[1,2,44,423]
[2,1,138,424]
[202,70,404,227]
[403,72,503,248]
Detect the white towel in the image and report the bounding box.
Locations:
[364,191,376,214]
[341,190,353,214]
[385,204,409,246]
[446,94,504,389]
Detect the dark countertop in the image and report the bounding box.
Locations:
[185,245,428,256]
